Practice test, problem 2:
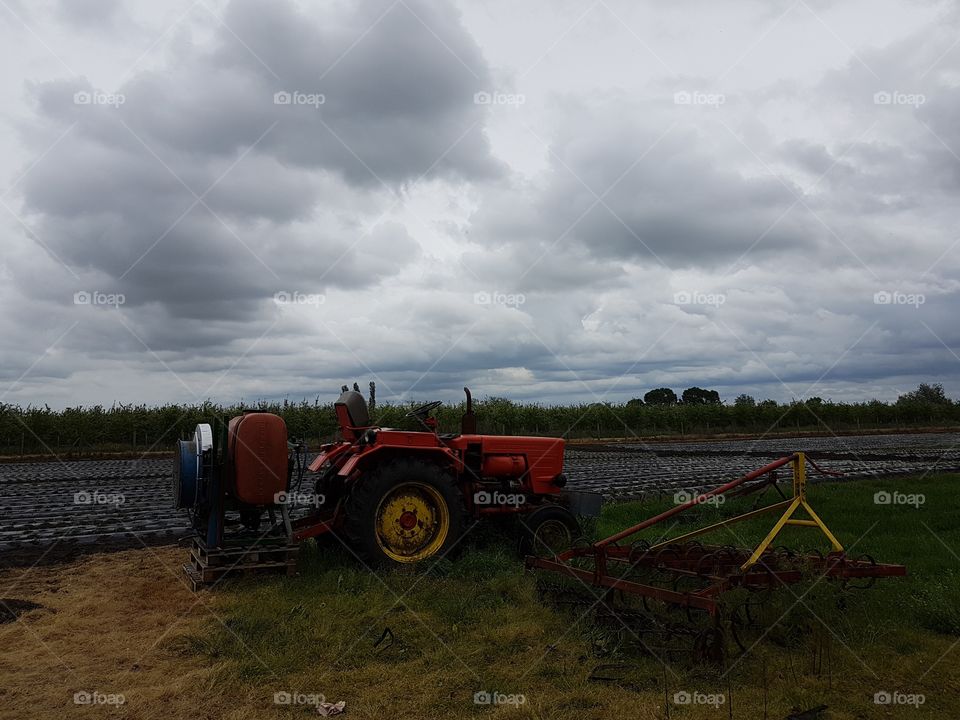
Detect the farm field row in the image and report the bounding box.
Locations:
[1,432,956,562]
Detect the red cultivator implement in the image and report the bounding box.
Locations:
[526,452,906,662]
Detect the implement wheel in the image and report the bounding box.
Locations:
[344,459,466,567]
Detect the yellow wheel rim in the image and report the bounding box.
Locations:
[375,481,450,563]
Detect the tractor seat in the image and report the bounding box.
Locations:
[335,390,370,427]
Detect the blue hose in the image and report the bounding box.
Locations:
[174,439,198,508]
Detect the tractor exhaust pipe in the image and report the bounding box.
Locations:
[461,387,477,434]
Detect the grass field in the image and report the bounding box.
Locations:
[181,473,960,719]
[4,474,959,719]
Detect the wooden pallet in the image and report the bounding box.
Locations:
[183,536,299,591]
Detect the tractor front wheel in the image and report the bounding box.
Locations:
[344,459,466,567]
[519,504,581,559]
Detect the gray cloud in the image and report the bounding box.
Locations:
[15,0,493,330]
[56,0,121,28]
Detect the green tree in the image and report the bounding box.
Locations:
[898,383,951,405]
[734,394,756,407]
[681,387,721,405]
[644,388,678,405]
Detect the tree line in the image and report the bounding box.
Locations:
[0,384,955,456]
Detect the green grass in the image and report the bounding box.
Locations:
[181,474,960,719]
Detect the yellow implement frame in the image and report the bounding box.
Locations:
[650,453,843,571]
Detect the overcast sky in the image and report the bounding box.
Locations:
[1,0,959,409]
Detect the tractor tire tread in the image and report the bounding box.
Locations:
[341,457,468,567]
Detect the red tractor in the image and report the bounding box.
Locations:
[174,388,600,567]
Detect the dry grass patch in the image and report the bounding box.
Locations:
[0,546,244,719]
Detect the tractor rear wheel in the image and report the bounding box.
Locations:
[519,505,581,559]
[344,459,466,567]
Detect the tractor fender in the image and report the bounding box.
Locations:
[308,442,351,473]
[337,444,462,477]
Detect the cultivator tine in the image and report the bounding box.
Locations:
[527,452,907,664]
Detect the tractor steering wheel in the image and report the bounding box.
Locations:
[405,400,443,419]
